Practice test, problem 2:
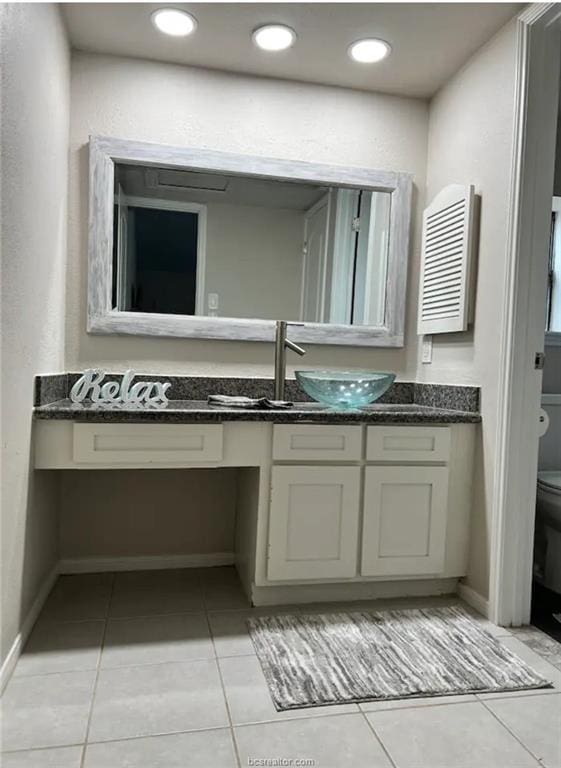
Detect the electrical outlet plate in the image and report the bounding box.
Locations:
[422,335,433,364]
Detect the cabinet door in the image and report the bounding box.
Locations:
[361,466,449,577]
[268,466,361,581]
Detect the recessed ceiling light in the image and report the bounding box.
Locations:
[151,8,197,37]
[252,24,296,52]
[348,38,391,64]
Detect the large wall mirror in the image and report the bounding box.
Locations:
[88,136,412,346]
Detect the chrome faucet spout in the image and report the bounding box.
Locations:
[274,320,306,401]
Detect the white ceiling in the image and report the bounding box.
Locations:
[117,163,327,210]
[63,3,521,98]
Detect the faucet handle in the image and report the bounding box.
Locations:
[285,338,306,356]
[282,321,306,356]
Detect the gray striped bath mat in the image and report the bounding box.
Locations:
[247,606,551,710]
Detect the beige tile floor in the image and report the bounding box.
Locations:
[1,567,560,768]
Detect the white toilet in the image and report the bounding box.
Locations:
[536,394,561,594]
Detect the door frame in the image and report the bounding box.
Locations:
[300,192,331,322]
[490,3,561,626]
[115,194,207,316]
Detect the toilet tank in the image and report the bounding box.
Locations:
[539,394,561,471]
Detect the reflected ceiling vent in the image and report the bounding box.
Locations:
[145,168,229,192]
[418,184,478,335]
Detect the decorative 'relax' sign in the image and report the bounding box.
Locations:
[70,369,171,406]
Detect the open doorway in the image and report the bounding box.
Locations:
[531,112,561,641]
[112,179,206,317]
[113,202,202,315]
[491,5,561,629]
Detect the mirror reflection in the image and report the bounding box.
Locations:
[112,162,391,326]
[547,197,561,334]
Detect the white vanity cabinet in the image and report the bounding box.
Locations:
[264,423,471,588]
[361,425,451,577]
[34,417,476,604]
[267,425,363,581]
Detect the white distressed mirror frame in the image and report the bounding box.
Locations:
[88,135,413,347]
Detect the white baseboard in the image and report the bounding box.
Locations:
[1,564,58,693]
[457,582,490,618]
[252,578,459,607]
[0,635,21,694]
[58,552,235,574]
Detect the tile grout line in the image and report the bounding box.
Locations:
[67,724,237,749]
[201,574,243,768]
[223,709,355,729]
[79,572,116,768]
[478,697,548,766]
[476,689,561,703]
[358,695,478,714]
[360,710,398,768]
[232,709,364,731]
[1,743,85,756]
[6,653,254,682]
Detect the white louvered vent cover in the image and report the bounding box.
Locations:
[418,184,476,335]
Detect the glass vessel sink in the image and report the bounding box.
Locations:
[295,370,396,409]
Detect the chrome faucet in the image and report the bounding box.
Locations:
[274,320,306,400]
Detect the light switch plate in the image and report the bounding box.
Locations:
[422,335,433,364]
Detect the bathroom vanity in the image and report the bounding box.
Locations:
[30,138,481,606]
[33,381,479,606]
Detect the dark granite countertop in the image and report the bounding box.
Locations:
[33,399,481,424]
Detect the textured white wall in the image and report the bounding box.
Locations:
[67,52,428,378]
[423,20,518,599]
[0,4,69,664]
[204,201,303,320]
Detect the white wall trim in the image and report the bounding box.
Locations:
[1,636,21,693]
[251,578,459,606]
[457,582,490,619]
[490,3,561,627]
[121,194,206,216]
[0,565,58,693]
[58,552,235,574]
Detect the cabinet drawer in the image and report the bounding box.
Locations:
[73,423,223,465]
[273,425,362,461]
[366,426,450,463]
